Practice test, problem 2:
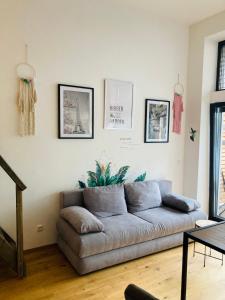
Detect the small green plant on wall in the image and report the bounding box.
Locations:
[78,161,146,188]
[190,127,197,142]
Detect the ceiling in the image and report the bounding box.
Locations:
[126,0,225,25]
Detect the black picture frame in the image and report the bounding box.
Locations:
[58,84,94,139]
[144,99,170,143]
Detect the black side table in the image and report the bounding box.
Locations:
[193,219,223,267]
[181,221,225,300]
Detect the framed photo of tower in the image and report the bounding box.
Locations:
[144,99,170,143]
[58,84,94,139]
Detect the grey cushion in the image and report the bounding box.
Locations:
[60,206,104,234]
[83,184,127,218]
[133,206,207,237]
[125,181,162,213]
[60,190,84,209]
[157,180,172,197]
[56,205,207,259]
[57,213,158,258]
[163,193,200,212]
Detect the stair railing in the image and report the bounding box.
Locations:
[0,155,26,277]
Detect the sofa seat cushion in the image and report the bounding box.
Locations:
[57,213,158,258]
[133,207,207,237]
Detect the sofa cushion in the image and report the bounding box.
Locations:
[60,190,84,209]
[133,207,207,237]
[57,206,207,259]
[57,213,158,258]
[125,181,162,213]
[83,184,127,218]
[60,206,104,234]
[162,193,200,212]
[157,180,172,197]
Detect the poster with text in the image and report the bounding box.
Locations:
[104,79,133,130]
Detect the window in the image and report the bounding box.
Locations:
[216,40,225,91]
[209,102,225,221]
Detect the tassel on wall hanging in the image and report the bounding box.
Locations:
[172,74,184,134]
[16,44,37,136]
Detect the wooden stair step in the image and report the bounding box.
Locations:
[0,227,17,274]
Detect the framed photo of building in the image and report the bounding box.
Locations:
[144,99,170,143]
[104,79,133,130]
[58,84,94,139]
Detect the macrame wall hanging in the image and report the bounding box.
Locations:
[16,44,37,136]
[172,73,184,134]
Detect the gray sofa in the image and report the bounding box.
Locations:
[57,180,207,275]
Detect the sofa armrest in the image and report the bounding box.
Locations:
[124,284,159,300]
[162,193,200,213]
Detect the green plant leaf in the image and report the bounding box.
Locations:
[87,178,97,187]
[98,175,105,186]
[134,172,146,182]
[95,161,102,178]
[115,166,130,183]
[78,181,86,189]
[78,162,147,188]
[104,163,111,185]
[95,161,105,186]
[105,162,111,178]
[107,175,118,185]
[87,171,97,186]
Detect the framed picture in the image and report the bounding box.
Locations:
[58,84,94,139]
[144,99,170,143]
[104,79,133,130]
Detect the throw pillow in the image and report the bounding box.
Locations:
[162,193,200,212]
[83,184,127,217]
[60,206,104,234]
[124,180,162,213]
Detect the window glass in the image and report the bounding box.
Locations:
[217,42,225,91]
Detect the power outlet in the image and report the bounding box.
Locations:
[37,225,44,232]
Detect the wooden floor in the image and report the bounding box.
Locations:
[0,244,225,300]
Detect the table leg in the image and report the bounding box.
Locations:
[181,232,189,300]
[204,246,206,267]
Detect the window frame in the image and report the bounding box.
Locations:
[209,102,225,221]
[216,40,225,91]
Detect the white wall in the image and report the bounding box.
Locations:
[184,11,225,212]
[0,0,188,249]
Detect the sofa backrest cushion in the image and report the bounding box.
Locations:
[60,206,104,234]
[83,184,128,218]
[60,180,172,209]
[60,190,84,209]
[124,180,162,213]
[157,180,172,197]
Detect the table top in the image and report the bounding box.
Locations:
[196,219,217,228]
[187,222,225,253]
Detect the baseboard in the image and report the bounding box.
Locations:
[24,243,57,254]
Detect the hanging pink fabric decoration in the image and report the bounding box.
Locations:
[172,93,184,134]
